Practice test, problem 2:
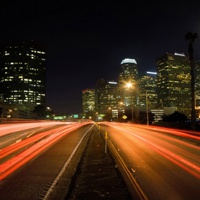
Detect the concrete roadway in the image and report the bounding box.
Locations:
[1,121,199,200]
[99,122,200,200]
[0,124,93,200]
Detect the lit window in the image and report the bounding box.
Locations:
[5,51,10,56]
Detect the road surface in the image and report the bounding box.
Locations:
[0,121,199,200]
[0,122,93,199]
[99,122,200,200]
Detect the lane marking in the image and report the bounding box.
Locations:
[43,124,94,200]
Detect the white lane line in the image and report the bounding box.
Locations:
[43,124,94,200]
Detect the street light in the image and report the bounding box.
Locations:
[107,107,112,121]
[126,82,132,88]
[126,82,134,123]
[146,91,149,125]
[117,101,124,122]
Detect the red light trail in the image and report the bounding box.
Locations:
[0,122,89,180]
[104,122,200,179]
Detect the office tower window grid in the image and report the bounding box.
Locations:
[0,41,46,106]
[156,53,191,117]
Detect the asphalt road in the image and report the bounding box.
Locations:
[1,122,199,200]
[99,122,200,200]
[0,123,93,200]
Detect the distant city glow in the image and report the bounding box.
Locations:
[121,58,137,65]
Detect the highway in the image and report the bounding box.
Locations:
[0,121,68,149]
[99,122,200,200]
[0,121,199,200]
[0,121,94,199]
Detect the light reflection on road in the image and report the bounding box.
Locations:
[0,121,67,137]
[0,122,90,180]
[99,122,200,200]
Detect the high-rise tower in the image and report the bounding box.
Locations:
[156,53,191,117]
[95,79,120,121]
[138,71,157,109]
[119,58,139,120]
[82,88,95,119]
[119,58,139,85]
[0,41,46,118]
[195,61,200,117]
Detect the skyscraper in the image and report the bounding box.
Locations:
[82,88,95,119]
[119,58,139,86]
[119,58,139,120]
[0,41,46,118]
[156,53,191,117]
[95,79,120,121]
[138,71,157,109]
[195,60,200,117]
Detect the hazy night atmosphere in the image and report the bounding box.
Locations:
[1,0,200,114]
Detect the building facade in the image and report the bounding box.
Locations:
[195,60,200,118]
[95,79,120,121]
[82,88,95,119]
[138,71,157,109]
[0,41,46,118]
[156,53,191,117]
[119,58,139,109]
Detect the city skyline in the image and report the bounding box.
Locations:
[0,1,200,114]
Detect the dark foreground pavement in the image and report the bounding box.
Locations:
[67,127,132,199]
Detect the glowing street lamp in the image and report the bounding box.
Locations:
[117,101,124,122]
[126,82,133,89]
[146,91,149,125]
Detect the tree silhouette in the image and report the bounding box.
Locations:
[185,32,198,126]
[138,111,154,124]
[163,111,188,122]
[32,105,46,119]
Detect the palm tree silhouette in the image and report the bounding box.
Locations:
[185,31,198,127]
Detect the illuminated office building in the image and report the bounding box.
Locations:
[156,53,191,117]
[0,41,46,118]
[119,58,139,111]
[195,61,200,117]
[95,79,120,121]
[138,71,157,108]
[82,88,95,119]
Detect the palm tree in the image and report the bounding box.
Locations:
[185,32,198,127]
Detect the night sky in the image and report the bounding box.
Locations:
[0,0,200,114]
